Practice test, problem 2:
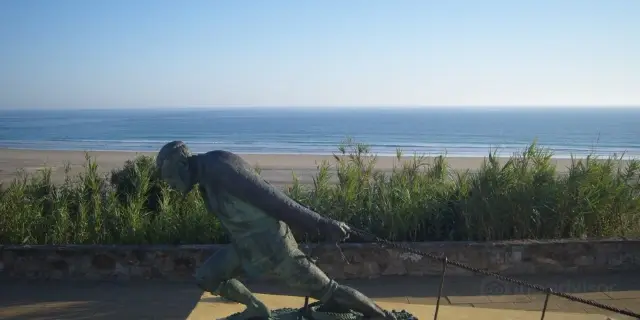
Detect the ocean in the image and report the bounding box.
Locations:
[0,108,639,158]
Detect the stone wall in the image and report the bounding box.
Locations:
[1,239,639,281]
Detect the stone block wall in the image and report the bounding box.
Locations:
[1,239,639,281]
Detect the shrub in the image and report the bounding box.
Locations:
[0,140,638,245]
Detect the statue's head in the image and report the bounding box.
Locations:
[156,140,194,194]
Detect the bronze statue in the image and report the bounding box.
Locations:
[156,141,396,320]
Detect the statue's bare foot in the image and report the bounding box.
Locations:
[383,310,398,320]
[231,300,271,320]
[366,310,397,320]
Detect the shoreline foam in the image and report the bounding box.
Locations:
[2,146,639,160]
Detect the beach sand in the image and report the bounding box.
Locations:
[0,148,591,187]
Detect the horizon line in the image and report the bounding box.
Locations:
[2,105,640,111]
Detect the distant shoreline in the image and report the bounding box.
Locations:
[1,146,638,160]
[1,148,635,187]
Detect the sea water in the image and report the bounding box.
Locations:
[0,107,638,158]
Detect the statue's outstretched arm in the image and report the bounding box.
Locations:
[213,155,327,233]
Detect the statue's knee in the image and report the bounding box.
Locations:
[313,279,339,303]
[194,268,223,293]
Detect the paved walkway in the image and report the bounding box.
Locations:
[1,272,639,319]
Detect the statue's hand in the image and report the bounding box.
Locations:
[321,218,351,243]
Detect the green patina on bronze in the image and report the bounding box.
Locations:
[156,141,397,320]
[226,303,418,320]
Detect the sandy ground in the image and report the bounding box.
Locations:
[2,273,639,319]
[0,148,601,187]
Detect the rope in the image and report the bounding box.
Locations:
[346,226,640,319]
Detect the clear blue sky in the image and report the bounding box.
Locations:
[0,0,638,109]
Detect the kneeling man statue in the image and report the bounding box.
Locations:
[156,141,396,320]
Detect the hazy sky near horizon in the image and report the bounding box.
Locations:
[0,0,638,109]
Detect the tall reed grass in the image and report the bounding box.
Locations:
[1,140,638,245]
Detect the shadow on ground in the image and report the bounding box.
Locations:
[244,272,639,299]
[0,280,202,320]
[1,272,639,319]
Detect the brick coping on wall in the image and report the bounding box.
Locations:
[1,238,639,281]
